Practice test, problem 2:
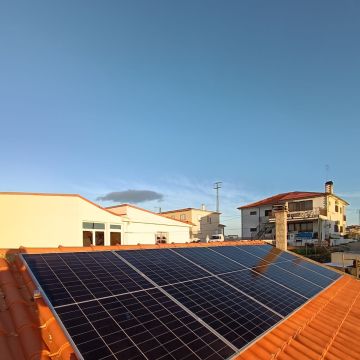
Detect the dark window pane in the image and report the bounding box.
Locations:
[83,231,92,246]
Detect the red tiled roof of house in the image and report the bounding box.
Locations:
[239,191,349,209]
[239,192,321,209]
[1,242,359,360]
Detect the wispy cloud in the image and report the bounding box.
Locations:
[97,190,164,204]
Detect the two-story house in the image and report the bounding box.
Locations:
[161,205,224,242]
[238,181,348,244]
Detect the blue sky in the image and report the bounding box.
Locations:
[1,1,359,231]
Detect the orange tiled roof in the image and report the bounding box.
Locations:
[238,192,325,209]
[239,191,349,209]
[1,242,359,360]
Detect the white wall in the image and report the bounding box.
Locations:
[0,194,124,248]
[241,206,272,238]
[108,205,191,244]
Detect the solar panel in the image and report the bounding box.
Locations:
[116,249,210,286]
[289,258,341,280]
[209,246,293,268]
[56,288,234,360]
[273,260,339,288]
[22,245,342,360]
[22,252,154,306]
[172,247,247,274]
[218,269,306,316]
[164,277,281,349]
[252,263,324,298]
[242,244,299,262]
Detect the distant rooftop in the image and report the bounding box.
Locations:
[239,191,349,209]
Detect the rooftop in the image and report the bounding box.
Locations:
[160,207,220,215]
[238,191,349,209]
[1,242,359,360]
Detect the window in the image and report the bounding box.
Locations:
[156,232,168,244]
[300,222,313,232]
[110,232,121,246]
[288,200,313,212]
[83,231,92,246]
[207,216,212,224]
[82,222,105,229]
[340,207,342,214]
[264,209,272,217]
[250,227,257,232]
[180,214,186,221]
[340,226,343,233]
[110,224,121,246]
[250,211,257,216]
[334,224,339,233]
[288,223,295,231]
[335,205,339,212]
[82,222,105,246]
[95,232,104,246]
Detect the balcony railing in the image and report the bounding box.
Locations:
[269,207,327,221]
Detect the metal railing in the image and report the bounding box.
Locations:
[269,207,327,221]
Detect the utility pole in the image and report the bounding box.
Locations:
[214,182,222,213]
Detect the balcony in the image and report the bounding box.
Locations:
[269,207,327,222]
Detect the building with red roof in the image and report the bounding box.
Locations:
[238,181,349,244]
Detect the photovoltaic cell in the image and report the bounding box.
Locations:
[56,288,234,360]
[116,249,209,286]
[164,277,281,349]
[289,258,341,280]
[273,260,337,288]
[209,246,293,269]
[252,263,323,298]
[172,247,247,274]
[22,252,154,306]
[243,245,299,262]
[218,270,306,316]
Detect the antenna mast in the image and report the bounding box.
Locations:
[214,182,222,213]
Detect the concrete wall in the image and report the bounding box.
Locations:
[0,194,124,248]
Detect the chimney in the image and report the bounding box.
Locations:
[201,204,206,211]
[273,204,288,251]
[325,181,334,194]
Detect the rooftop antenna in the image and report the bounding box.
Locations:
[154,207,162,213]
[214,182,222,213]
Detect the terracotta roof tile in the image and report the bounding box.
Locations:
[238,192,326,209]
[239,191,349,209]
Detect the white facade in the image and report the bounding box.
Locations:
[161,207,223,242]
[106,205,191,245]
[0,193,191,249]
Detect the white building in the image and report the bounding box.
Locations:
[105,204,192,245]
[160,206,224,242]
[0,193,191,249]
[238,181,348,245]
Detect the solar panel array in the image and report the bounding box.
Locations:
[22,244,341,360]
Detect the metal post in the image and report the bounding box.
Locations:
[214,182,222,213]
